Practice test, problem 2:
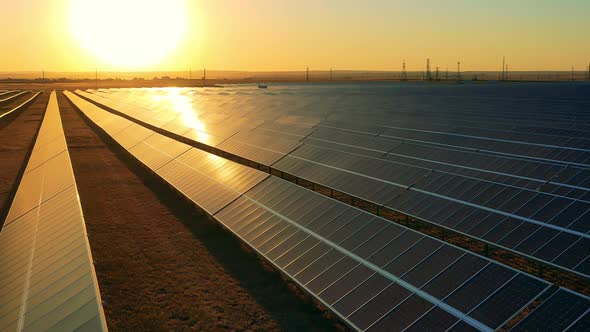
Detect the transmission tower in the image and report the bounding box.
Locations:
[435,66,440,81]
[501,56,506,81]
[401,60,407,81]
[426,58,432,80]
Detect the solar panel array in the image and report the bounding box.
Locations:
[0,92,41,121]
[76,85,590,280]
[0,91,30,106]
[0,90,17,97]
[64,89,590,331]
[0,92,107,331]
[510,288,589,331]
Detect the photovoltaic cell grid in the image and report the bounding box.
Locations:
[0,92,107,332]
[77,85,590,278]
[510,288,590,331]
[64,89,588,331]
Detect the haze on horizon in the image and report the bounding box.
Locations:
[0,0,588,72]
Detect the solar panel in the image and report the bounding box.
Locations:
[0,92,41,121]
[0,91,30,106]
[0,91,107,331]
[75,86,590,280]
[64,89,590,331]
[0,90,18,97]
[510,288,590,331]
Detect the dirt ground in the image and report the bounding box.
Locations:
[57,91,341,331]
[0,93,47,226]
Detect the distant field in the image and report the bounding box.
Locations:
[1,69,589,90]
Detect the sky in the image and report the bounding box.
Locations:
[0,0,589,72]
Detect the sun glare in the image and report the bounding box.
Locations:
[70,0,187,69]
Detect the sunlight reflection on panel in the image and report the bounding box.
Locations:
[161,88,215,145]
[207,153,236,181]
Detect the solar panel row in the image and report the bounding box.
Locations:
[0,90,17,97]
[76,87,590,280]
[65,89,568,331]
[0,92,107,332]
[0,92,41,121]
[0,91,30,106]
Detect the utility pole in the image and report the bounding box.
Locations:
[505,64,508,80]
[435,66,440,81]
[426,58,432,80]
[42,69,45,81]
[189,67,192,80]
[457,61,461,82]
[306,67,309,82]
[330,68,333,81]
[203,68,206,86]
[446,66,449,80]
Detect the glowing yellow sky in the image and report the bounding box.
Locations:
[0,0,589,72]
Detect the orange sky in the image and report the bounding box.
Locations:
[0,0,589,72]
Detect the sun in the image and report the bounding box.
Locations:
[70,0,187,69]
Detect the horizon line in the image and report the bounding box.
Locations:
[1,69,589,74]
